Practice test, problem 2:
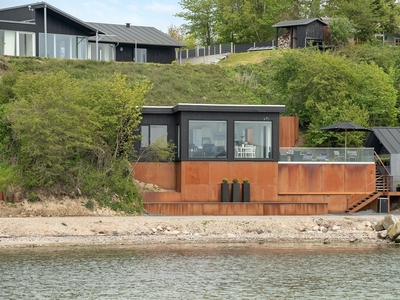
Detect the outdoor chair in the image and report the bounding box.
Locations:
[347,151,357,161]
[316,153,329,161]
[334,151,344,161]
[302,153,314,161]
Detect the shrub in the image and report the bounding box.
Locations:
[222,178,228,183]
[243,178,249,183]
[232,178,238,184]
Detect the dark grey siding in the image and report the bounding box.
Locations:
[0,7,34,21]
[146,46,176,64]
[115,43,176,63]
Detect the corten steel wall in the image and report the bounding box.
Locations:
[134,161,279,202]
[133,162,177,190]
[135,161,375,214]
[278,163,376,212]
[143,202,327,216]
[280,116,299,147]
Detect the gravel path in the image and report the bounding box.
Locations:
[0,214,392,248]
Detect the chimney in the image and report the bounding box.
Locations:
[126,23,130,28]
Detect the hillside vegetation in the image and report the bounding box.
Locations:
[1,43,400,213]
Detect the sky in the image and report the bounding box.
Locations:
[0,0,185,33]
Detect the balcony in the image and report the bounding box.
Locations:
[279,147,375,163]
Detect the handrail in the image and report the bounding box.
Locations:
[346,178,380,209]
[346,153,392,210]
[374,151,391,175]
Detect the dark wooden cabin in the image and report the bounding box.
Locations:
[272,18,328,49]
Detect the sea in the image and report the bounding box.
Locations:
[0,243,399,299]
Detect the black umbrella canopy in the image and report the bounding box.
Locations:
[319,120,372,150]
[319,120,371,132]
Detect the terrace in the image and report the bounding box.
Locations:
[279,147,375,163]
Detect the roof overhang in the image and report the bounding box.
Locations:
[142,104,286,114]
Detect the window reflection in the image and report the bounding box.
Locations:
[189,120,227,159]
[141,125,168,148]
[234,121,272,159]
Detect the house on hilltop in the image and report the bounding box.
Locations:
[0,2,185,63]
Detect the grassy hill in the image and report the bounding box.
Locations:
[0,54,269,106]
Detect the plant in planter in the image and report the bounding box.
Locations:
[221,178,230,202]
[397,182,400,192]
[232,178,240,202]
[242,178,250,202]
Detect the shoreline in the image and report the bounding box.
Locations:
[0,214,393,248]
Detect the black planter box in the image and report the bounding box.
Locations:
[242,183,250,202]
[221,183,230,202]
[232,183,240,202]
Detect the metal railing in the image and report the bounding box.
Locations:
[177,41,275,60]
[278,147,375,163]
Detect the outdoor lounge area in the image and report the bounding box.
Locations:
[279,147,375,163]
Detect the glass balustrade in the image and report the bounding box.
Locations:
[278,147,375,163]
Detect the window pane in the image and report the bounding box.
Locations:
[136,48,147,62]
[77,37,87,59]
[189,120,227,159]
[18,33,34,56]
[39,33,55,58]
[150,125,167,145]
[141,126,149,147]
[3,31,16,55]
[0,30,4,55]
[234,121,272,159]
[56,34,70,58]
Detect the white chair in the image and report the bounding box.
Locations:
[244,145,256,158]
[235,146,244,158]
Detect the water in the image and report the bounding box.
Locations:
[1,243,399,299]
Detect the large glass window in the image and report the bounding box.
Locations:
[18,32,34,56]
[140,125,168,148]
[189,120,227,159]
[234,121,272,159]
[40,34,87,59]
[90,43,115,61]
[135,48,147,62]
[0,30,16,56]
[56,34,70,58]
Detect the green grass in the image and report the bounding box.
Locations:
[1,52,285,106]
[218,50,280,67]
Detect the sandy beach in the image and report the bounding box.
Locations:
[0,214,393,248]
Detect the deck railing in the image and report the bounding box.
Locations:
[278,147,375,163]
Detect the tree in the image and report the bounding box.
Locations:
[215,0,293,43]
[5,71,152,213]
[327,17,354,47]
[265,50,397,145]
[176,0,218,46]
[167,24,197,49]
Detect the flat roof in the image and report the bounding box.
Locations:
[142,103,286,114]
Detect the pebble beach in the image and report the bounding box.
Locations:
[0,214,393,248]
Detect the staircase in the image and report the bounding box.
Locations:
[345,160,389,213]
[345,191,381,213]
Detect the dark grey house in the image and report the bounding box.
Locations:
[0,2,185,63]
[88,22,186,64]
[272,18,328,49]
[137,103,285,162]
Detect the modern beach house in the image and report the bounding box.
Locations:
[133,104,399,216]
